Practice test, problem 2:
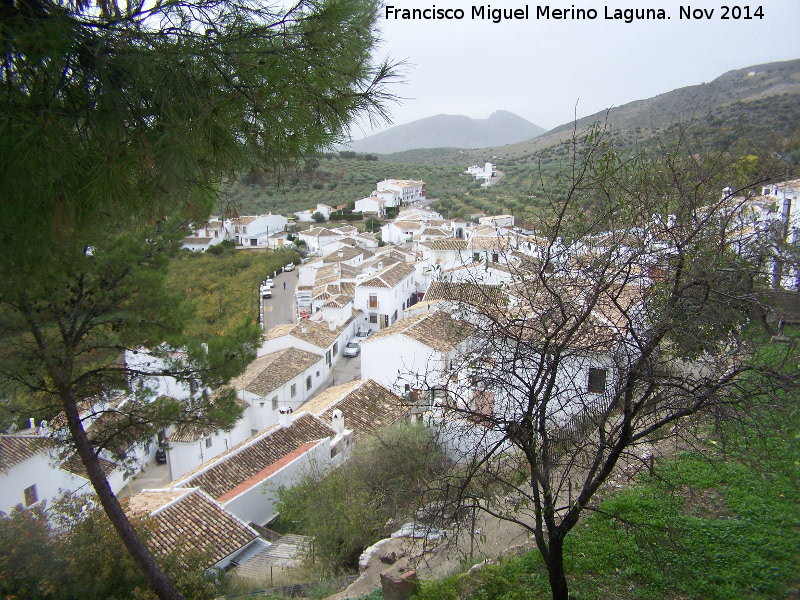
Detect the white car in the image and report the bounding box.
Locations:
[284,262,295,272]
[342,341,360,357]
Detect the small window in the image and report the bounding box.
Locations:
[588,368,607,394]
[205,437,213,448]
[290,383,297,397]
[251,429,258,436]
[24,484,38,507]
[492,253,499,263]
[369,313,378,324]
[473,253,480,262]
[271,396,278,410]
[369,294,378,309]
[333,342,339,356]
[306,375,312,390]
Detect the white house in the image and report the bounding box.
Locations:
[381,220,426,245]
[260,313,360,374]
[466,162,495,182]
[294,204,335,222]
[376,179,426,205]
[354,196,386,217]
[360,309,474,395]
[231,347,326,429]
[478,214,514,228]
[170,411,352,527]
[181,235,223,252]
[297,227,344,254]
[1,430,128,516]
[228,214,289,247]
[354,262,417,331]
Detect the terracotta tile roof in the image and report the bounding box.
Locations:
[321,295,353,308]
[0,435,46,471]
[305,379,408,442]
[391,220,424,230]
[421,227,452,238]
[231,216,258,226]
[61,453,118,479]
[366,310,473,354]
[302,227,340,238]
[171,413,336,499]
[127,488,258,567]
[230,348,322,397]
[321,246,373,263]
[263,311,358,350]
[429,239,469,251]
[468,235,512,251]
[216,441,322,503]
[424,281,505,306]
[183,236,213,244]
[359,263,416,289]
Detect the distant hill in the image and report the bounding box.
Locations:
[343,110,546,154]
[380,59,800,165]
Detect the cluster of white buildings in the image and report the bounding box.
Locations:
[7,173,799,574]
[183,213,290,252]
[465,162,497,183]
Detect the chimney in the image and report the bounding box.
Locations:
[301,325,308,334]
[278,407,293,428]
[332,409,345,434]
[328,320,336,332]
[337,249,344,258]
[29,417,35,430]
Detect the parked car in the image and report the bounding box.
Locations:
[343,341,361,357]
[284,262,295,272]
[355,329,373,343]
[155,446,167,464]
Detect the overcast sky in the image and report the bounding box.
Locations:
[351,0,800,138]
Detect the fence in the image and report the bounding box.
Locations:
[219,574,358,599]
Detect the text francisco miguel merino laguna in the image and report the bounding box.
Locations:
[385,5,765,23]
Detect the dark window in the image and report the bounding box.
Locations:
[306,375,312,390]
[492,253,499,263]
[290,383,297,397]
[588,368,607,394]
[24,484,37,507]
[205,437,213,448]
[271,396,278,410]
[473,252,480,262]
[333,342,339,356]
[369,313,378,324]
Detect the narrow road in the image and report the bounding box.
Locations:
[261,270,299,331]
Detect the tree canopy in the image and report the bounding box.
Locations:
[0,1,398,598]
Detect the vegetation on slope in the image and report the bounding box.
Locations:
[220,155,466,216]
[165,245,300,340]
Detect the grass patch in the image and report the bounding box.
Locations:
[413,427,800,599]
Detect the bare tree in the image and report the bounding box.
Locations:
[410,124,794,600]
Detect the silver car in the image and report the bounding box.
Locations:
[342,341,360,357]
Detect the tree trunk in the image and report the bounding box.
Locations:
[60,388,186,600]
[546,535,570,600]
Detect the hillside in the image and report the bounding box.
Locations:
[222,60,800,219]
[381,58,800,166]
[343,110,545,154]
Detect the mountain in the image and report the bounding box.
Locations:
[343,110,546,154]
[380,59,800,165]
